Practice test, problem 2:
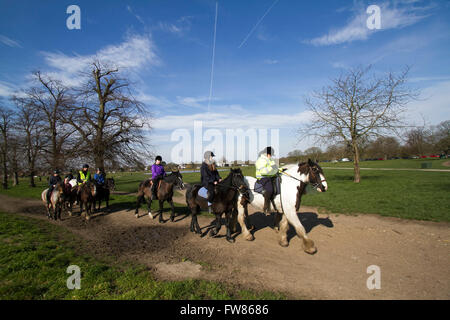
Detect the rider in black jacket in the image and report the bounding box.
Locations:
[47,170,62,203]
[200,151,221,211]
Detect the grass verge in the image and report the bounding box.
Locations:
[0,211,285,300]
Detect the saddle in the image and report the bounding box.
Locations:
[254,176,280,196]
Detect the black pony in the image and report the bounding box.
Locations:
[185,168,249,243]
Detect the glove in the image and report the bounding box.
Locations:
[278,168,287,173]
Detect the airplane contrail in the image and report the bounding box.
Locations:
[238,0,279,49]
[208,1,219,113]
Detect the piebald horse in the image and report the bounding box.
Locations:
[236,159,328,254]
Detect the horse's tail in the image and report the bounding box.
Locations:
[185,183,196,202]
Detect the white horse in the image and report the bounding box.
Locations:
[236,159,328,254]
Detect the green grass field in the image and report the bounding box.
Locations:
[0,211,285,300]
[318,158,449,169]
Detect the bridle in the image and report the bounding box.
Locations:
[216,172,249,196]
[281,166,327,190]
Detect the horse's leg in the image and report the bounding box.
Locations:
[278,214,290,247]
[85,201,91,221]
[147,197,154,219]
[210,213,222,237]
[230,208,238,234]
[135,194,142,217]
[284,209,317,254]
[225,211,235,243]
[237,204,254,241]
[46,203,51,219]
[189,208,195,233]
[169,199,175,222]
[194,205,202,234]
[273,212,282,232]
[158,200,164,223]
[190,204,202,234]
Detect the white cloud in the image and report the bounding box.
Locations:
[157,16,193,36]
[126,5,145,25]
[176,96,211,109]
[406,81,450,124]
[305,2,432,46]
[151,109,314,130]
[0,35,22,48]
[137,93,175,108]
[41,34,160,87]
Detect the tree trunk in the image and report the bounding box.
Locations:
[95,155,105,172]
[352,142,361,183]
[2,162,7,189]
[29,166,35,187]
[13,171,19,186]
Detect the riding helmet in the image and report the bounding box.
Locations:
[155,155,162,161]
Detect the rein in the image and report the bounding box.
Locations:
[281,169,327,190]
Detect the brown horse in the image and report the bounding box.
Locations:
[185,168,249,243]
[135,171,185,222]
[62,179,78,216]
[41,182,64,220]
[79,182,97,220]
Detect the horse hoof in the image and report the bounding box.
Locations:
[279,240,289,247]
[86,216,90,221]
[135,214,139,218]
[148,212,154,219]
[245,234,255,241]
[304,247,317,255]
[226,237,235,243]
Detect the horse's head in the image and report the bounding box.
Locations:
[229,168,249,196]
[55,182,65,202]
[106,178,116,191]
[171,170,185,190]
[298,159,328,192]
[89,182,97,197]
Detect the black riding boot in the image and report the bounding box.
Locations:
[151,183,158,200]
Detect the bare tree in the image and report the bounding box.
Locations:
[0,103,15,189]
[12,96,45,187]
[8,135,21,186]
[299,65,416,182]
[367,136,400,160]
[26,71,75,170]
[65,61,151,170]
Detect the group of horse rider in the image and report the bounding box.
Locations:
[48,144,282,209]
[149,146,283,215]
[46,164,107,204]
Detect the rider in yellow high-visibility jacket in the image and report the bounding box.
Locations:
[255,146,282,215]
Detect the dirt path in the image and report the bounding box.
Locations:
[1,193,449,300]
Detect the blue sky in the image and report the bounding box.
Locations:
[1,0,449,163]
